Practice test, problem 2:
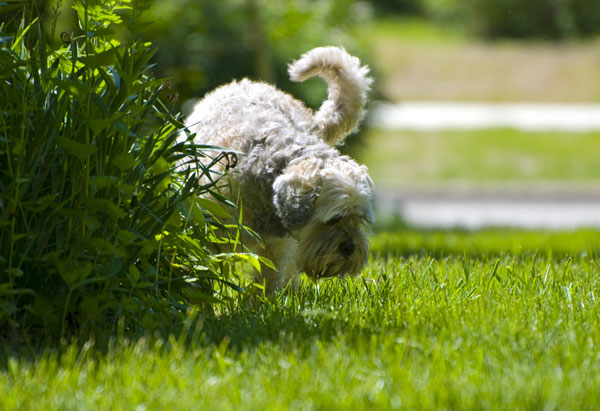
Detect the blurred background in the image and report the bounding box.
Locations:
[46,0,600,228]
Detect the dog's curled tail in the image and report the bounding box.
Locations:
[288,46,372,146]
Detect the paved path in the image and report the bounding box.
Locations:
[376,187,600,229]
[368,102,600,228]
[370,102,600,132]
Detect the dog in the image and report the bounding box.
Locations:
[184,46,374,293]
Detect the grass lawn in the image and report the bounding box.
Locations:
[2,229,600,410]
[350,128,600,189]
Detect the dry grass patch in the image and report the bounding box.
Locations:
[360,19,600,102]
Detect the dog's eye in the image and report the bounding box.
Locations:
[326,215,343,225]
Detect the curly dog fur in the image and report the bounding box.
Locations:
[184,46,374,292]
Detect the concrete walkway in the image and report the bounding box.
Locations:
[375,186,600,229]
[370,102,600,132]
[368,102,600,228]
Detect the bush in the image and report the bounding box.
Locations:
[144,0,372,111]
[420,0,600,39]
[369,0,423,15]
[0,0,257,341]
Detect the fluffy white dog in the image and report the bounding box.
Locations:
[184,46,374,292]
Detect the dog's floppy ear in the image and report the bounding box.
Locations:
[272,173,318,228]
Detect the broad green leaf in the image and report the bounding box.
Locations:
[79,48,117,69]
[28,194,59,212]
[0,301,16,316]
[141,314,159,330]
[12,140,24,155]
[152,157,170,175]
[89,116,120,134]
[154,174,172,194]
[182,288,223,305]
[85,198,126,219]
[56,136,98,161]
[51,78,90,98]
[118,229,138,245]
[259,256,276,270]
[166,210,181,228]
[196,198,231,219]
[87,238,120,256]
[244,253,262,273]
[180,198,206,226]
[129,265,140,283]
[90,176,119,190]
[112,152,136,171]
[0,283,16,295]
[80,296,100,316]
[56,260,93,288]
[191,203,206,226]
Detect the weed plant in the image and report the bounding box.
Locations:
[0,0,256,341]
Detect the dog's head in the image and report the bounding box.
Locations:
[273,157,374,279]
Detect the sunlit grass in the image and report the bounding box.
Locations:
[371,228,600,257]
[2,229,600,410]
[353,128,600,188]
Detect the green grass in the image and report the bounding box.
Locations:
[354,128,600,188]
[372,228,600,257]
[2,229,600,409]
[360,17,468,45]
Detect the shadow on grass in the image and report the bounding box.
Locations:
[0,280,381,367]
[197,282,382,351]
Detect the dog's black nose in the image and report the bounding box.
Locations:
[339,240,355,257]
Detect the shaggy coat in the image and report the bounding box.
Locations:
[184,47,374,292]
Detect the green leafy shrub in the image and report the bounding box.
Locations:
[420,0,600,39]
[144,0,372,111]
[369,0,423,15]
[468,0,600,39]
[0,0,256,340]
